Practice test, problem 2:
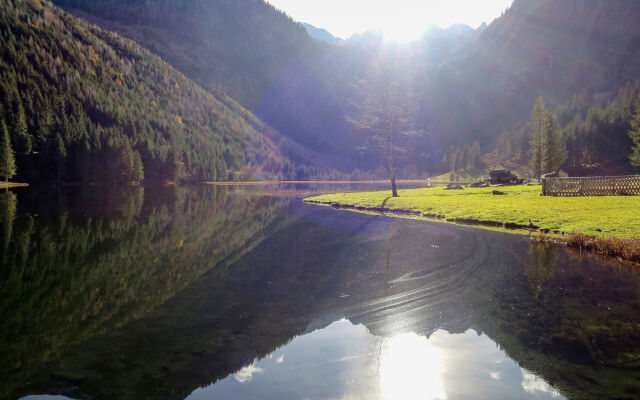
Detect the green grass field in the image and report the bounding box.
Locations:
[304,185,640,239]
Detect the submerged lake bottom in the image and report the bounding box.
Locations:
[1,183,639,400]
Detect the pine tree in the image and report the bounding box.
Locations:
[449,148,458,172]
[77,136,92,183]
[439,153,448,172]
[132,150,144,182]
[36,108,53,150]
[53,133,67,182]
[629,98,640,168]
[461,145,470,170]
[529,96,548,180]
[471,141,482,168]
[454,147,464,171]
[12,104,32,155]
[0,120,17,183]
[542,110,567,173]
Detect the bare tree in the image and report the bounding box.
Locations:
[348,51,414,197]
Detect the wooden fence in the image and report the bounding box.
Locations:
[542,175,640,196]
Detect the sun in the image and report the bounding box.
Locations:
[267,0,513,44]
[379,22,426,44]
[379,332,447,400]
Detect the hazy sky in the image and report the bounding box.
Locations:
[266,0,514,42]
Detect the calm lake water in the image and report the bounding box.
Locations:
[1,183,640,400]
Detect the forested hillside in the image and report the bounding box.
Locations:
[424,0,640,174]
[53,0,316,112]
[53,0,363,171]
[55,0,640,177]
[495,82,639,176]
[0,0,322,184]
[54,0,481,175]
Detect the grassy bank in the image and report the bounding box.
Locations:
[304,185,640,261]
[0,182,28,189]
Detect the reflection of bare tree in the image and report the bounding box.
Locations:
[375,217,396,394]
[525,241,558,297]
[384,219,396,277]
[0,190,17,255]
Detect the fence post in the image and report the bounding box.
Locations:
[578,179,583,196]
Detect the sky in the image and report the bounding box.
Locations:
[266,0,514,42]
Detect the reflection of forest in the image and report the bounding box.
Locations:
[526,241,558,298]
[3,194,640,400]
[0,186,290,399]
[484,242,640,399]
[0,191,17,255]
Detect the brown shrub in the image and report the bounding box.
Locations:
[566,233,640,263]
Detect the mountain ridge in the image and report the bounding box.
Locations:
[0,0,341,183]
[42,0,640,176]
[302,22,344,46]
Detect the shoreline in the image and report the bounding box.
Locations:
[303,189,640,265]
[303,199,539,232]
[306,200,640,264]
[0,182,29,189]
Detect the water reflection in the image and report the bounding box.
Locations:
[0,190,17,253]
[19,396,74,400]
[526,241,558,298]
[1,185,290,399]
[2,184,640,400]
[379,333,446,400]
[187,320,563,400]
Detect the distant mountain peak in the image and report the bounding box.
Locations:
[302,23,344,46]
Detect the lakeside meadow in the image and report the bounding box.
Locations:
[305,185,640,262]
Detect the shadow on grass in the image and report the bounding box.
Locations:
[380,197,392,208]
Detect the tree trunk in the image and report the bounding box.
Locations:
[386,120,398,197]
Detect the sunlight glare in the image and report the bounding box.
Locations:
[266,0,514,43]
[380,23,425,44]
[379,332,447,400]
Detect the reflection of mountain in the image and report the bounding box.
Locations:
[5,200,640,400]
[348,235,640,399]
[0,186,289,399]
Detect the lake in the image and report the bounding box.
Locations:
[1,184,639,400]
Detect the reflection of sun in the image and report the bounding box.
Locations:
[379,333,447,400]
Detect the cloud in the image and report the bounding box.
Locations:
[521,369,561,397]
[234,364,264,383]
